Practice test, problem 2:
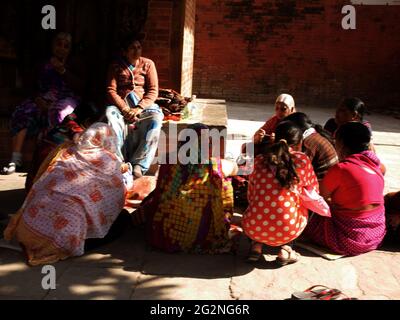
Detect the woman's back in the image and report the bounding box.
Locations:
[244,151,319,246]
[145,157,234,253]
[322,151,384,215]
[304,122,386,256]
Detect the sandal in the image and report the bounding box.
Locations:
[275,245,300,266]
[246,242,263,262]
[291,285,350,300]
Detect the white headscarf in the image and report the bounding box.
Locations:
[276,94,295,110]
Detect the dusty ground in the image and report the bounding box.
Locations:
[0,100,399,300]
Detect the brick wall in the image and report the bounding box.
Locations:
[144,0,196,96]
[144,0,178,89]
[193,0,400,109]
[180,0,196,97]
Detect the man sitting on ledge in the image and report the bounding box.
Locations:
[105,32,164,178]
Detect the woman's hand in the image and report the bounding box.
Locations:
[254,129,275,144]
[253,128,266,144]
[263,133,275,144]
[124,107,142,123]
[121,163,130,173]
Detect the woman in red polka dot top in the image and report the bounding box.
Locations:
[243,121,319,265]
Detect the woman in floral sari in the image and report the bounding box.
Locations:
[140,123,238,254]
[4,123,126,266]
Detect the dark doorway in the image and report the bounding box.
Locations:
[0,0,149,114]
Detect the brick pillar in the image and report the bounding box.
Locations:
[144,0,175,89]
[144,0,196,96]
[180,0,196,97]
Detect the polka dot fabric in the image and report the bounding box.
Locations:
[243,151,318,246]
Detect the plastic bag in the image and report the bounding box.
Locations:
[298,187,331,217]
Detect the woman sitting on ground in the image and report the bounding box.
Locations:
[140,123,238,254]
[303,122,386,256]
[252,93,296,146]
[243,121,320,265]
[25,101,101,192]
[284,112,338,182]
[324,97,376,148]
[4,123,128,266]
[2,32,81,175]
[235,94,297,205]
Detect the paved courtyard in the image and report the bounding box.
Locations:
[1,101,399,300]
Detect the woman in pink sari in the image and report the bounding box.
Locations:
[303,122,386,256]
[4,123,126,265]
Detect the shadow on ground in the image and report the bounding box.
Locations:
[0,189,26,217]
[0,223,260,300]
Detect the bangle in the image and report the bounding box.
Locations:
[122,106,130,114]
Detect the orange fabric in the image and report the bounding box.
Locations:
[4,123,125,265]
[106,57,159,111]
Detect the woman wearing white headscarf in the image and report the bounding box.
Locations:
[253,94,296,145]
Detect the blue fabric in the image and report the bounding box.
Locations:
[106,101,163,174]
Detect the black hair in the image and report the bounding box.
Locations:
[341,97,366,121]
[284,112,334,145]
[73,101,102,127]
[274,120,303,146]
[120,32,145,51]
[335,121,371,154]
[259,121,302,189]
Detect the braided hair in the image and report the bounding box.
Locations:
[260,121,302,189]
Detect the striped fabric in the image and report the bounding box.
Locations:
[302,132,338,181]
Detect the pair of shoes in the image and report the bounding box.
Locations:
[291,285,355,300]
[133,165,143,179]
[275,245,300,266]
[1,163,17,175]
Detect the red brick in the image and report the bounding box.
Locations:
[193,0,400,108]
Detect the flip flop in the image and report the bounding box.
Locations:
[275,245,300,266]
[291,285,347,300]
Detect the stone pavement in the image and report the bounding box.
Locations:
[0,101,399,300]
